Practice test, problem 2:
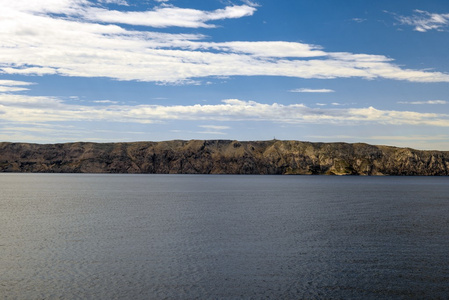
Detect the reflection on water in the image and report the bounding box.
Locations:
[1,174,449,299]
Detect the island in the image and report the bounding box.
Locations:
[0,140,448,175]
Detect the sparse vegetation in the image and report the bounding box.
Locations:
[0,140,448,175]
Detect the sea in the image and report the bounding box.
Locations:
[1,174,449,299]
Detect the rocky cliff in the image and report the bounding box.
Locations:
[0,140,448,175]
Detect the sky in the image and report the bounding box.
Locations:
[1,0,449,150]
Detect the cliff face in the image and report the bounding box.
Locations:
[0,140,448,175]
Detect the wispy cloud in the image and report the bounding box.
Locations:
[393,9,449,32]
[196,131,227,135]
[1,1,449,83]
[0,80,35,86]
[0,86,29,92]
[398,100,447,105]
[210,41,326,58]
[352,18,367,23]
[99,0,129,6]
[84,4,257,28]
[1,93,449,127]
[0,80,35,92]
[93,100,119,104]
[197,125,230,135]
[290,88,335,93]
[199,125,231,130]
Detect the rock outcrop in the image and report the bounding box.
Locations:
[0,140,448,175]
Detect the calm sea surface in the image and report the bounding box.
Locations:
[1,174,449,299]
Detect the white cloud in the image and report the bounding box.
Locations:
[0,80,35,86]
[1,93,449,127]
[84,4,256,28]
[1,1,449,83]
[241,0,259,6]
[1,0,90,16]
[352,18,366,23]
[93,100,119,104]
[199,125,231,130]
[0,79,35,92]
[100,0,129,5]
[196,130,227,135]
[0,86,30,92]
[290,88,335,93]
[394,9,449,32]
[398,100,447,105]
[208,41,326,58]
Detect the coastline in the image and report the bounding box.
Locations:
[1,140,448,175]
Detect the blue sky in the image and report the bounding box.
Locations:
[1,0,449,150]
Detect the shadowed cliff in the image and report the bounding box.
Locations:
[0,140,448,175]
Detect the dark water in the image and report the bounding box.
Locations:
[1,174,449,299]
